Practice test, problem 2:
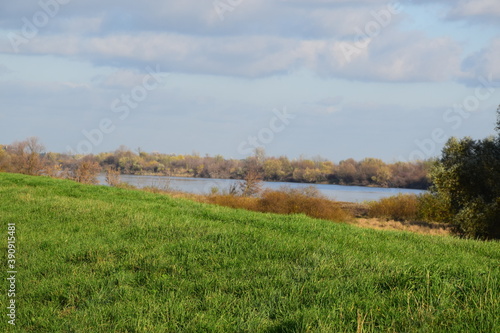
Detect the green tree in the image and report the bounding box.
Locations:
[431,106,500,239]
[0,145,9,171]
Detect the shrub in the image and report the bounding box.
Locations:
[416,192,453,223]
[71,157,101,184]
[454,198,500,239]
[368,194,419,221]
[206,186,352,222]
[105,167,121,186]
[206,195,259,211]
[257,187,352,222]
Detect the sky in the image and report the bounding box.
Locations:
[0,0,499,163]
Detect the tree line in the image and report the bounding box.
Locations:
[0,142,431,189]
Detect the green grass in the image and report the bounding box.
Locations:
[0,173,499,332]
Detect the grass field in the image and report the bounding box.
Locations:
[1,173,499,332]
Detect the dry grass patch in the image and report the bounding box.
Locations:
[352,218,452,236]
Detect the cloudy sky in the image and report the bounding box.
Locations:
[0,0,499,162]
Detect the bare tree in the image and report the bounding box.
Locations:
[8,137,46,175]
[105,166,121,186]
[238,156,264,197]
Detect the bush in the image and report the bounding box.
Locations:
[368,194,419,221]
[416,192,453,223]
[105,167,121,186]
[454,198,500,239]
[257,187,352,222]
[206,186,352,222]
[71,157,101,184]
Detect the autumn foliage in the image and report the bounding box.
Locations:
[0,140,432,189]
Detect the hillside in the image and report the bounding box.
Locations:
[0,173,499,332]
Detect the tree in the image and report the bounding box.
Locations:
[358,158,388,186]
[0,145,9,172]
[8,137,47,175]
[431,106,500,239]
[336,158,358,184]
[71,156,102,184]
[303,167,323,183]
[263,158,285,181]
[105,166,121,186]
[497,104,500,132]
[238,155,264,197]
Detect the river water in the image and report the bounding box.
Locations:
[98,175,425,203]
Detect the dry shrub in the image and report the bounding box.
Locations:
[258,187,352,221]
[43,162,62,178]
[206,195,259,211]
[205,186,352,222]
[368,194,419,221]
[71,157,101,184]
[105,167,121,186]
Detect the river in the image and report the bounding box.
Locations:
[98,175,425,203]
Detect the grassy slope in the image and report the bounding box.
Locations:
[0,173,498,333]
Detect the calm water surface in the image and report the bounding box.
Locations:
[98,175,425,203]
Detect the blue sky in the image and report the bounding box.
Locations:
[0,0,499,162]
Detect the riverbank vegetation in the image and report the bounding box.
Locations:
[194,190,453,237]
[0,139,431,189]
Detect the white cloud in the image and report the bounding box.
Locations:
[447,0,500,21]
[0,0,407,40]
[461,37,500,86]
[0,30,462,82]
[414,0,500,24]
[310,31,462,82]
[0,0,490,84]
